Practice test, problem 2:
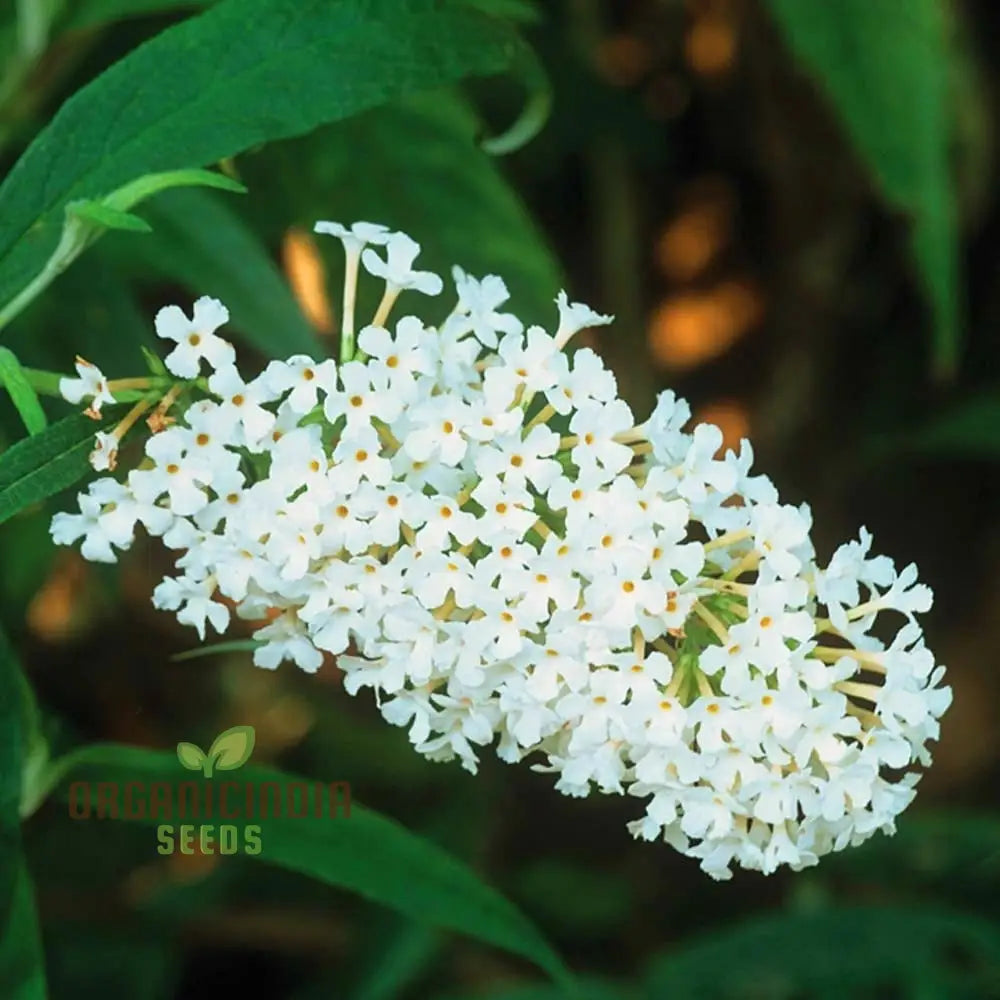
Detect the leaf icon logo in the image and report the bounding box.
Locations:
[176,725,255,778]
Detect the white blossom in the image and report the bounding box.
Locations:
[60,356,116,415]
[155,296,235,379]
[49,221,951,882]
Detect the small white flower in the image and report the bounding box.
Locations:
[89,431,119,471]
[206,365,275,448]
[313,220,391,252]
[254,613,324,673]
[358,317,434,385]
[553,290,613,348]
[263,355,338,415]
[569,399,635,477]
[451,267,523,348]
[362,233,442,296]
[129,429,210,517]
[155,296,235,379]
[60,356,115,415]
[152,575,229,640]
[50,487,128,563]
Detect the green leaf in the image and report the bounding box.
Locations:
[139,346,167,377]
[59,0,211,33]
[435,983,626,1000]
[254,90,563,329]
[764,0,960,378]
[50,743,573,988]
[0,168,248,335]
[646,905,1000,998]
[894,394,1000,458]
[207,724,255,771]
[175,742,207,771]
[67,200,151,233]
[0,861,47,1000]
[825,811,1000,898]
[0,348,46,435]
[3,251,156,384]
[0,0,533,313]
[102,167,247,209]
[346,923,441,1000]
[170,637,262,662]
[513,858,633,937]
[0,625,26,890]
[41,922,177,1000]
[461,0,540,23]
[0,411,116,526]
[130,187,319,358]
[479,48,551,157]
[0,628,47,1000]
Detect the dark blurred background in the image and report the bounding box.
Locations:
[2,0,1000,997]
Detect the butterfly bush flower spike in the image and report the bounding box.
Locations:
[50,221,951,881]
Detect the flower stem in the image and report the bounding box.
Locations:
[812,646,887,673]
[697,577,751,596]
[723,550,761,581]
[339,248,361,363]
[371,285,401,332]
[835,680,881,703]
[525,403,555,432]
[692,601,730,644]
[113,397,154,440]
[704,528,751,552]
[20,367,69,397]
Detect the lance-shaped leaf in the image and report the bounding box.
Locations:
[0,411,119,526]
[47,743,574,988]
[67,201,152,233]
[0,0,532,313]
[646,905,1000,997]
[763,0,960,378]
[0,348,46,435]
[0,628,47,999]
[0,168,245,335]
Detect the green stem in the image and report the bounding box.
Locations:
[0,214,86,336]
[20,367,66,397]
[16,0,55,61]
[19,745,86,820]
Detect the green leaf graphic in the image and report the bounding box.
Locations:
[207,725,255,773]
[175,741,207,772]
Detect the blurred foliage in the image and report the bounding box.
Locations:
[1,0,999,998]
[764,0,960,378]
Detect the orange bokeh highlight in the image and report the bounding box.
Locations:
[648,279,762,371]
[27,552,90,641]
[656,185,732,282]
[685,1,737,77]
[282,228,335,334]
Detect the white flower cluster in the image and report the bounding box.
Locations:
[50,222,951,879]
